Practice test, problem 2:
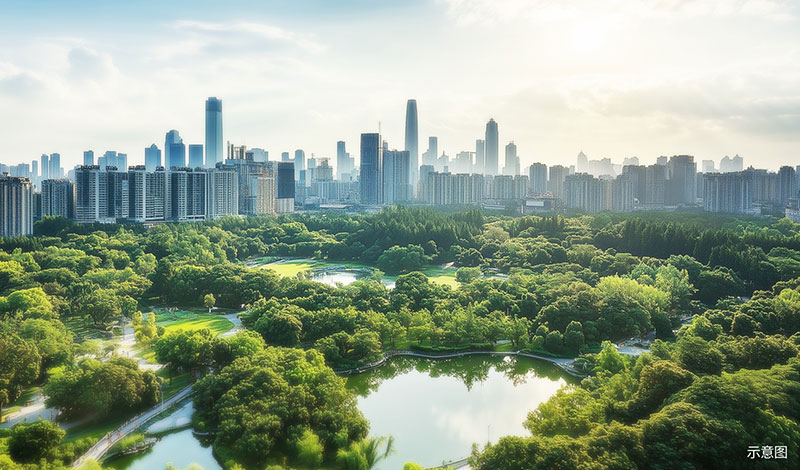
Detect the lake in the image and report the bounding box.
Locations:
[346,355,570,469]
[106,355,568,470]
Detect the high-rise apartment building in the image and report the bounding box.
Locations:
[475,139,485,174]
[548,165,569,200]
[667,155,697,205]
[206,169,238,219]
[529,163,547,195]
[704,172,752,214]
[382,150,411,204]
[41,179,74,219]
[503,141,519,176]
[0,175,34,237]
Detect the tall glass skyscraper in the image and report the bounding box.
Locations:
[145,144,161,172]
[168,142,186,169]
[485,119,499,175]
[205,97,223,168]
[360,133,382,205]
[475,139,485,174]
[83,150,94,166]
[404,99,419,191]
[165,130,183,169]
[188,144,204,168]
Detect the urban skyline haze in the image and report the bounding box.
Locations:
[0,0,798,170]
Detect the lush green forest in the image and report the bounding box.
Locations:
[1,208,799,469]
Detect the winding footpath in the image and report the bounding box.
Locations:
[72,385,194,468]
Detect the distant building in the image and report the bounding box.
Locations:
[83,150,95,167]
[475,139,485,174]
[503,142,519,176]
[404,99,419,190]
[145,144,161,172]
[276,162,295,213]
[165,130,183,169]
[667,155,697,205]
[205,97,223,167]
[529,163,547,195]
[0,175,34,237]
[168,142,186,169]
[720,154,744,173]
[128,166,168,222]
[704,171,753,214]
[548,165,569,200]
[206,169,238,219]
[360,133,382,205]
[484,119,499,175]
[382,150,411,204]
[188,144,204,169]
[41,179,74,219]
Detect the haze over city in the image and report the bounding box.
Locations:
[1,0,798,170]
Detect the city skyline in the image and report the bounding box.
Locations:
[0,0,798,171]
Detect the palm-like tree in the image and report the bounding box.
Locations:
[337,435,395,470]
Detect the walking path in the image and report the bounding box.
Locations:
[72,385,194,468]
[218,312,243,337]
[334,349,584,377]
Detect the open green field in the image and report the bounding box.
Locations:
[157,312,234,336]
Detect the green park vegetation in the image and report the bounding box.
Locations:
[0,207,798,468]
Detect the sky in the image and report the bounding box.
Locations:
[0,0,798,171]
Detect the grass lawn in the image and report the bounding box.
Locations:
[159,313,234,336]
[157,371,193,399]
[64,415,127,443]
[261,258,459,287]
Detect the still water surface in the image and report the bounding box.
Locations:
[107,355,568,470]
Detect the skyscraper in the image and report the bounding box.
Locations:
[503,141,519,176]
[360,133,382,205]
[276,162,295,213]
[188,144,204,169]
[145,144,161,172]
[40,154,49,180]
[667,155,697,205]
[423,137,438,167]
[336,141,353,180]
[294,149,306,180]
[475,140,485,174]
[485,119,499,175]
[165,130,183,169]
[404,99,419,190]
[84,150,94,166]
[205,97,223,168]
[49,153,61,179]
[168,142,186,169]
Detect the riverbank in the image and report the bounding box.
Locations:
[334,349,585,378]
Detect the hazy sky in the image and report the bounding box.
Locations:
[0,0,798,171]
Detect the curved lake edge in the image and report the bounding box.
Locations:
[333,349,586,378]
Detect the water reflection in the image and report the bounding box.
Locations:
[346,355,570,470]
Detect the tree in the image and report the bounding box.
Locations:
[255,312,303,347]
[154,329,214,371]
[336,436,395,470]
[456,267,482,284]
[595,341,626,374]
[564,321,585,352]
[8,420,65,462]
[204,293,216,313]
[376,245,427,274]
[295,429,324,468]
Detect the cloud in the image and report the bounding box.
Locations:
[67,47,117,83]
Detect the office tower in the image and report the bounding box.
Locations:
[382,150,411,204]
[704,172,752,214]
[84,150,95,167]
[484,119,499,175]
[276,162,295,213]
[165,130,183,168]
[336,141,348,180]
[503,142,519,176]
[667,155,697,205]
[206,169,238,219]
[128,166,168,222]
[423,137,438,167]
[188,144,204,169]
[576,151,588,173]
[145,144,161,172]
[360,133,382,205]
[205,97,223,168]
[40,154,49,180]
[702,160,715,173]
[777,166,796,206]
[99,150,119,169]
[41,179,74,219]
[294,149,306,181]
[49,153,62,179]
[168,142,186,169]
[404,99,419,190]
[281,152,290,162]
[529,163,547,195]
[31,161,38,185]
[0,175,34,237]
[475,139,485,174]
[548,165,569,200]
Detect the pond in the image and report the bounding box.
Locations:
[105,355,569,470]
[346,355,571,470]
[310,269,396,289]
